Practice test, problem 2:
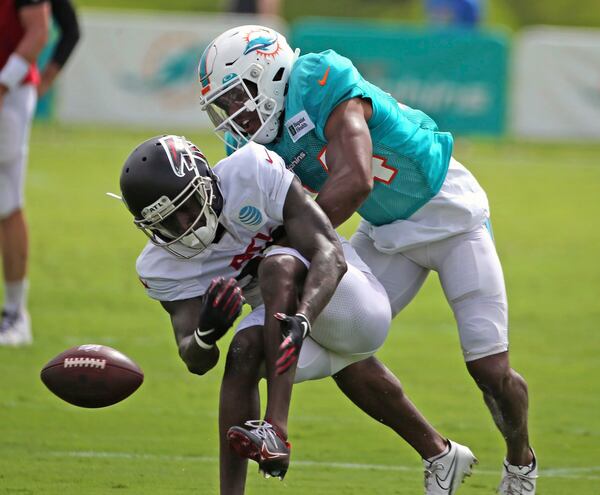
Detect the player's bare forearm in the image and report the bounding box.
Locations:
[160,298,220,375]
[282,178,347,323]
[38,62,60,96]
[258,254,306,427]
[17,3,50,63]
[296,235,345,323]
[319,97,374,228]
[316,168,371,228]
[177,333,220,375]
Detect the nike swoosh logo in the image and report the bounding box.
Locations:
[435,455,457,491]
[196,328,215,336]
[318,66,330,86]
[300,322,309,338]
[264,148,273,164]
[260,443,288,461]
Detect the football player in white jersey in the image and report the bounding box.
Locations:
[118,135,477,494]
[198,26,537,494]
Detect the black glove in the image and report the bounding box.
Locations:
[195,277,244,349]
[274,313,311,375]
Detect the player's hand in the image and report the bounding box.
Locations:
[274,313,311,375]
[196,277,244,346]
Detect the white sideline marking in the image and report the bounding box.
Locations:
[49,451,600,480]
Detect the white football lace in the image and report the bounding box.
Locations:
[244,420,279,443]
[500,472,536,494]
[424,462,445,489]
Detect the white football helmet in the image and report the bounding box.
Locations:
[198,25,299,150]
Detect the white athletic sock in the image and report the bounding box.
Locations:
[4,279,28,314]
[427,442,451,462]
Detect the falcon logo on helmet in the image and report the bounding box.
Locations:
[159,135,207,178]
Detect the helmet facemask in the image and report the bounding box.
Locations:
[135,167,221,259]
[203,64,280,150]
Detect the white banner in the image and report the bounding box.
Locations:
[512,26,600,140]
[57,10,286,127]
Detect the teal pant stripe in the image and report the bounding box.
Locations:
[484,218,495,243]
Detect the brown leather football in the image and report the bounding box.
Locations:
[40,344,143,408]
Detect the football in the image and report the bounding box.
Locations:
[40,344,144,408]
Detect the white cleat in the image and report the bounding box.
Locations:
[497,452,537,495]
[0,310,32,347]
[423,440,478,495]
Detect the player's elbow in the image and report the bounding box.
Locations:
[323,240,347,283]
[332,246,348,282]
[258,254,306,307]
[182,355,214,376]
[348,172,373,202]
[185,361,211,376]
[178,346,216,376]
[67,21,82,47]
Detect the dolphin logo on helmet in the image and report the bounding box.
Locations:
[243,34,279,56]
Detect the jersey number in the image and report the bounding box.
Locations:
[317,148,397,184]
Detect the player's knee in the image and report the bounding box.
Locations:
[258,254,306,306]
[223,329,263,379]
[179,347,216,376]
[467,353,518,397]
[0,190,20,220]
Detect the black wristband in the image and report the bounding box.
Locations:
[295,313,311,339]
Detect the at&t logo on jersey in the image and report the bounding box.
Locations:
[239,205,263,228]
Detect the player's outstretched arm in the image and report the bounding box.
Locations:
[282,177,347,324]
[160,278,244,376]
[316,97,374,228]
[161,297,220,376]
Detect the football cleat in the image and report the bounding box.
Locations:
[423,440,478,494]
[227,420,291,480]
[0,309,32,346]
[497,451,537,494]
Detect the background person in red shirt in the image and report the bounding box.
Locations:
[0,0,50,345]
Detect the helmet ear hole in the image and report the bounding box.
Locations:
[273,67,285,82]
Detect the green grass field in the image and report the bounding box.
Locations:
[1,124,599,494]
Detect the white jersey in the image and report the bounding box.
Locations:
[136,142,392,381]
[136,142,294,304]
[357,157,490,253]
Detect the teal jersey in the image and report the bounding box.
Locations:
[265,50,453,226]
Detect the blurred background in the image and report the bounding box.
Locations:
[38,0,600,140]
[2,1,599,494]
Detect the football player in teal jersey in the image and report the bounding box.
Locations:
[198,25,537,495]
